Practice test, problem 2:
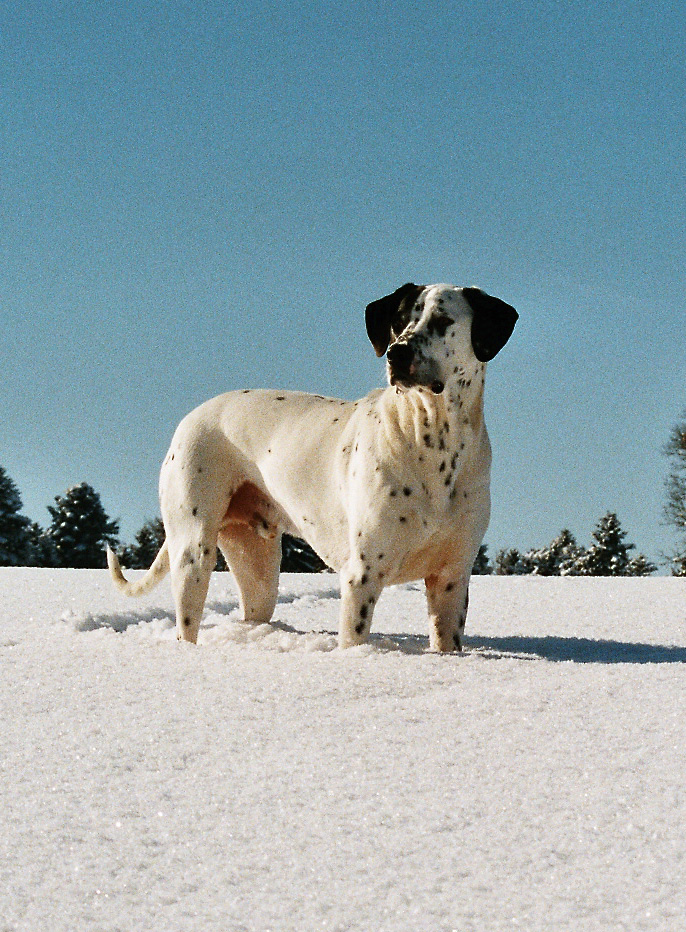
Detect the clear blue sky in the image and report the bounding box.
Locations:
[2,0,685,567]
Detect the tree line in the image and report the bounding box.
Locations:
[472,515,656,576]
[1,408,685,575]
[0,470,327,573]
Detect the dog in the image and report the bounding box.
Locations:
[108,283,517,651]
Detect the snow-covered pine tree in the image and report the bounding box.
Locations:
[574,512,655,576]
[25,521,57,567]
[523,528,586,576]
[472,543,493,575]
[0,467,33,565]
[119,517,166,569]
[494,547,532,575]
[626,553,659,577]
[664,413,686,576]
[46,483,119,568]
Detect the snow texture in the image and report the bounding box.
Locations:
[1,569,685,931]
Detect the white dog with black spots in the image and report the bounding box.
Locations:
[108,283,517,651]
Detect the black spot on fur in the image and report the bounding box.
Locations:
[361,574,368,585]
[355,622,365,634]
[275,396,285,401]
[192,507,198,516]
[399,516,407,523]
[184,617,191,627]
[360,604,368,620]
[403,487,412,496]
[445,583,454,592]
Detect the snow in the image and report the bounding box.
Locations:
[1,569,685,932]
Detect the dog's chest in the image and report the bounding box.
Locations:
[351,394,488,522]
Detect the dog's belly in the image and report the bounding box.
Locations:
[207,390,361,568]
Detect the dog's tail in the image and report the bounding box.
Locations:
[107,541,170,597]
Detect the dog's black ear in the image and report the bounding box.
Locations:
[365,283,423,357]
[464,287,519,362]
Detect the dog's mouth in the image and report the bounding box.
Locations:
[387,342,444,395]
[389,372,445,395]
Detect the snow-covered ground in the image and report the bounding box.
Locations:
[1,569,684,932]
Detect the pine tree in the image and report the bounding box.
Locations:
[574,512,655,577]
[524,529,586,576]
[664,413,686,575]
[494,547,532,575]
[46,483,119,568]
[670,553,686,577]
[25,521,57,567]
[472,543,493,575]
[626,553,659,577]
[119,518,166,569]
[281,534,328,572]
[0,467,33,566]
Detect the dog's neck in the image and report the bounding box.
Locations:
[380,367,487,459]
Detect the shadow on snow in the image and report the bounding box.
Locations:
[465,635,686,665]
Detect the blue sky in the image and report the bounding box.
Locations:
[2,0,685,567]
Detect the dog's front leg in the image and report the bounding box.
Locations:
[338,557,384,648]
[425,572,471,652]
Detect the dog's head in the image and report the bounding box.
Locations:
[365,283,518,394]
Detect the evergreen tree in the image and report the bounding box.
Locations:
[281,534,328,572]
[669,553,686,577]
[574,512,655,577]
[524,529,586,576]
[46,483,119,568]
[0,467,33,565]
[472,543,493,575]
[119,518,166,569]
[494,547,532,575]
[26,521,57,567]
[664,413,686,575]
[626,553,659,577]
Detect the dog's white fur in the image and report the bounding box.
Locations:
[108,283,517,650]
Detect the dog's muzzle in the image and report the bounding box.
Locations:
[387,343,444,394]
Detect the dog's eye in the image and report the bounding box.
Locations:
[428,314,454,337]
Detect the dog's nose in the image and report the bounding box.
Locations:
[387,342,414,369]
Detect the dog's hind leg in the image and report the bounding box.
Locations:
[166,518,220,644]
[218,526,282,624]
